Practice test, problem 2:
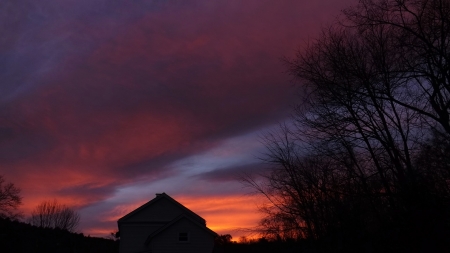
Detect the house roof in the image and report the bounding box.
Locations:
[117,192,205,224]
[144,214,217,246]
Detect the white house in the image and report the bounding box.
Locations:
[118,193,217,253]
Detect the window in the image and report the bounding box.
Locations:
[178,232,189,242]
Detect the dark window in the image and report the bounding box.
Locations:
[179,232,189,242]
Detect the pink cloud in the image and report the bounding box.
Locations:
[0,0,355,237]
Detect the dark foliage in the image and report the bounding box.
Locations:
[0,217,119,253]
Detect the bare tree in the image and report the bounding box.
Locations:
[342,0,450,134]
[0,175,22,219]
[30,199,80,232]
[287,0,450,209]
[247,0,450,251]
[246,127,379,242]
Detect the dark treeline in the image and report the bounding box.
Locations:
[245,0,450,252]
[214,240,302,253]
[0,217,119,253]
[213,234,307,253]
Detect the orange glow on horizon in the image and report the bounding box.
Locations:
[175,194,266,239]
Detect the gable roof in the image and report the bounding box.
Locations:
[144,214,217,246]
[118,192,205,224]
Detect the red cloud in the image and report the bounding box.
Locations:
[0,0,354,237]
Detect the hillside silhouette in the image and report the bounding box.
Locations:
[0,217,119,253]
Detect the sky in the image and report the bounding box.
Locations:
[0,0,354,239]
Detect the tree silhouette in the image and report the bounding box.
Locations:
[342,0,450,134]
[247,0,450,251]
[215,234,233,246]
[0,175,22,219]
[30,199,80,232]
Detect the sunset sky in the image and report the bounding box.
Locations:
[1,0,354,238]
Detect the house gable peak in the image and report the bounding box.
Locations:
[117,193,206,225]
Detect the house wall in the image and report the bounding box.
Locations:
[119,195,212,253]
[150,218,215,253]
[119,223,162,253]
